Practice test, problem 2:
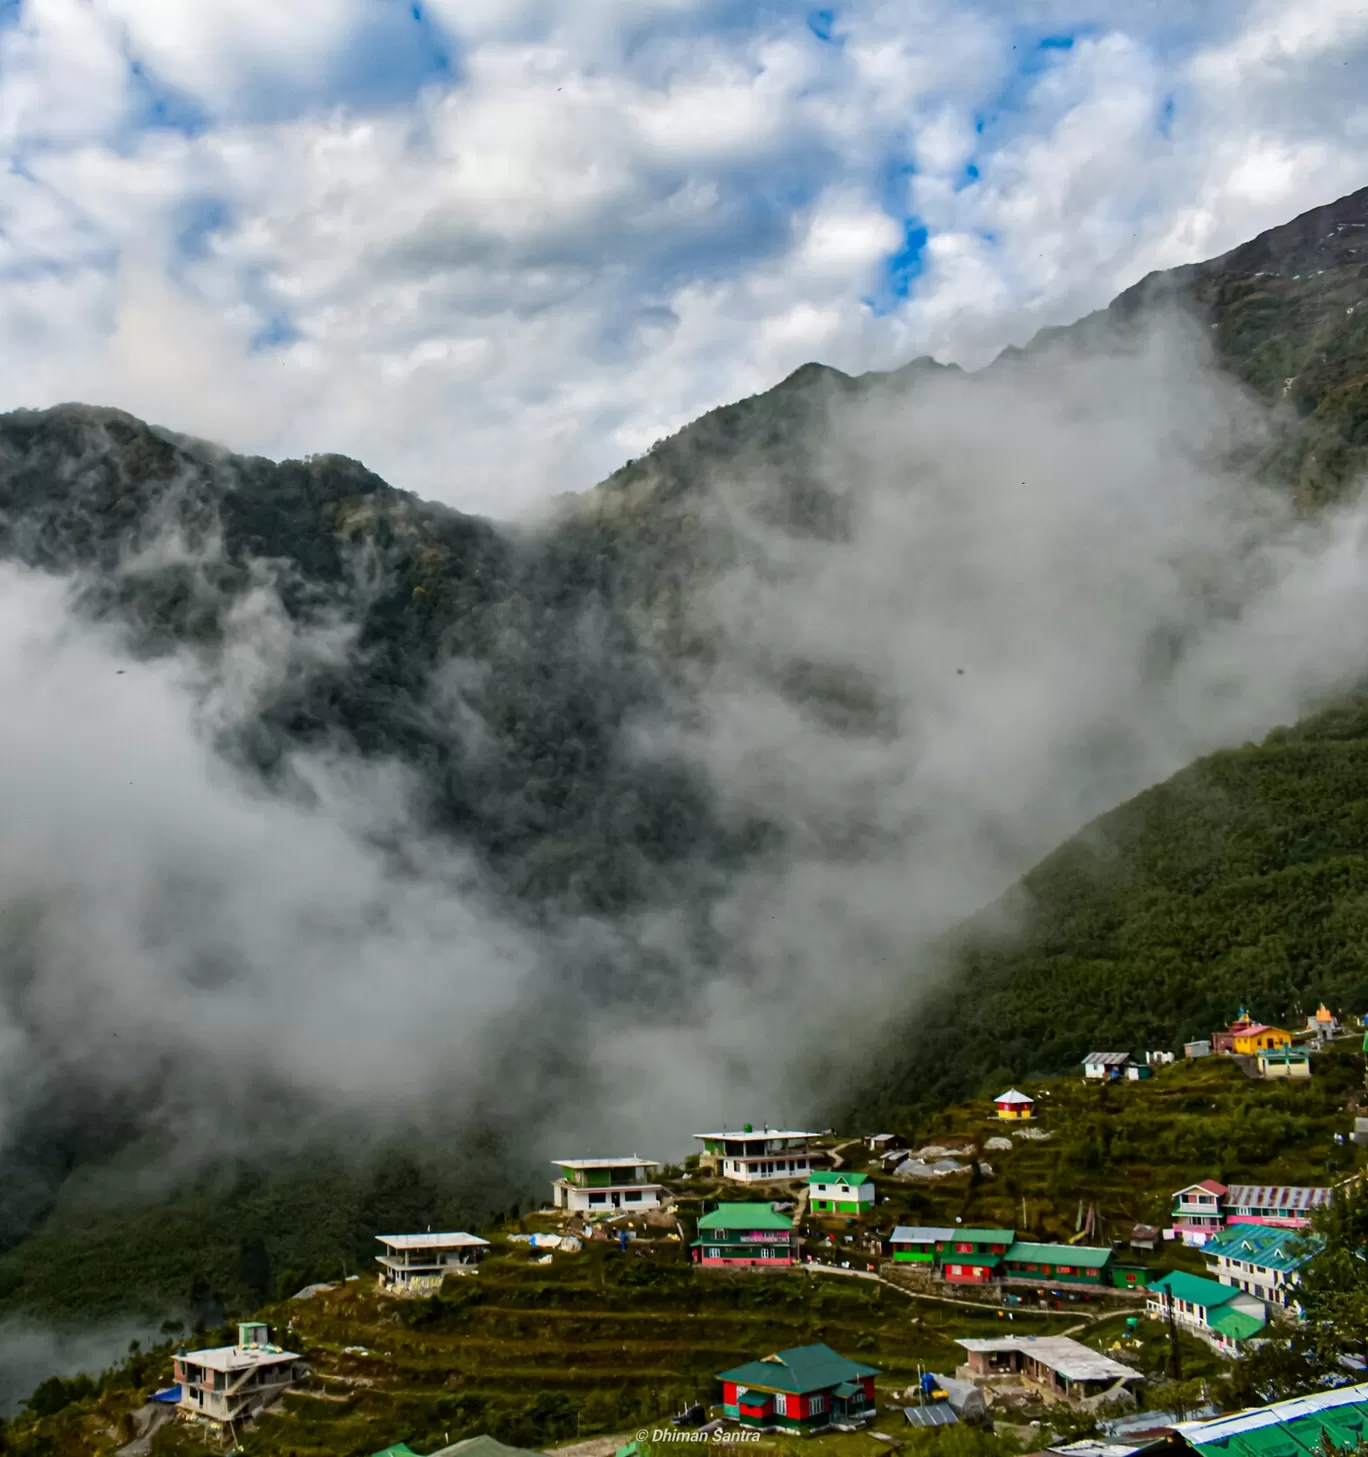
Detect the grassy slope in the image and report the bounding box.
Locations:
[2,1235,1205,1457]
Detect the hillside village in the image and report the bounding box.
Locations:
[3,1009,1368,1457]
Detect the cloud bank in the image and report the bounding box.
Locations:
[0,0,1365,514]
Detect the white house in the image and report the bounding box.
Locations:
[376,1232,491,1292]
[1083,1053,1134,1080]
[173,1323,306,1428]
[1202,1225,1320,1315]
[1146,1272,1266,1355]
[808,1171,875,1213]
[693,1127,824,1183]
[551,1157,664,1215]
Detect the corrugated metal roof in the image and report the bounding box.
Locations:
[1005,1242,1114,1269]
[1203,1224,1321,1274]
[551,1157,659,1170]
[1208,1307,1267,1342]
[698,1203,793,1231]
[995,1089,1034,1102]
[1174,1381,1368,1450]
[1148,1271,1242,1308]
[904,1405,959,1429]
[1225,1185,1333,1211]
[955,1336,1138,1383]
[718,1343,879,1394]
[1083,1053,1133,1066]
[890,1226,957,1243]
[376,1232,490,1250]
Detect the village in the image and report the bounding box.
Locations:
[15,1007,1368,1457]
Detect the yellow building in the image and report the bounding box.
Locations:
[1231,1024,1292,1055]
[993,1089,1034,1120]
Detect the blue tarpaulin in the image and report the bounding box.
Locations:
[152,1385,182,1404]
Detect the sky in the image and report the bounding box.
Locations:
[0,0,1367,516]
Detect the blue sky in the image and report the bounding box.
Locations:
[0,0,1365,515]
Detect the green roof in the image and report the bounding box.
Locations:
[808,1171,870,1186]
[1150,1270,1241,1308]
[1208,1306,1267,1342]
[428,1437,547,1457]
[945,1252,1002,1267]
[1203,1224,1320,1274]
[719,1343,880,1395]
[945,1228,1015,1245]
[697,1202,793,1232]
[372,1447,419,1457]
[832,1382,863,1398]
[1005,1242,1114,1269]
[1188,1399,1368,1457]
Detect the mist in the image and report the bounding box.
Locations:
[3,307,1368,1300]
[0,1316,154,1417]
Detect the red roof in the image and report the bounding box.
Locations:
[1238,1024,1279,1037]
[1175,1180,1228,1196]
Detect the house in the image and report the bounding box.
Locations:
[551,1157,664,1215]
[693,1126,824,1182]
[941,1228,1015,1284]
[1160,1381,1368,1457]
[994,1089,1035,1119]
[1145,1051,1176,1066]
[955,1336,1142,1404]
[1231,1024,1293,1056]
[1001,1242,1116,1286]
[1170,1181,1229,1242]
[887,1226,956,1263]
[1083,1053,1134,1080]
[1257,1048,1311,1079]
[1201,1224,1320,1315]
[1306,1004,1339,1037]
[1146,1271,1266,1355]
[693,1203,795,1268]
[718,1343,879,1432]
[1125,1064,1154,1081]
[1184,1040,1211,1060]
[1225,1184,1333,1228]
[1171,1181,1333,1242]
[1130,1225,1160,1252]
[376,1232,490,1292]
[173,1323,306,1428]
[867,1134,899,1152]
[809,1171,874,1214]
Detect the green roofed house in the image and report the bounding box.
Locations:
[809,1171,874,1214]
[1147,1270,1266,1355]
[1001,1241,1116,1287]
[371,1447,419,1457]
[940,1229,1015,1285]
[693,1203,795,1269]
[719,1343,880,1432]
[1163,1379,1368,1457]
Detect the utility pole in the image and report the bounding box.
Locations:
[1167,1294,1183,1382]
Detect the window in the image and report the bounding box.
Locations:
[707,1248,721,1259]
[949,1264,962,1276]
[589,1194,606,1205]
[810,1396,825,1415]
[625,1192,642,1202]
[774,1395,787,1416]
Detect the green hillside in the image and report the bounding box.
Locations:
[855,700,1368,1120]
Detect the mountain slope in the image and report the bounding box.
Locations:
[852,695,1368,1122]
[2,184,1368,1341]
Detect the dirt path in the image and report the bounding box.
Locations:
[545,1431,639,1457]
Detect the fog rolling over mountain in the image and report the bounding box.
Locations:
[2,188,1368,1327]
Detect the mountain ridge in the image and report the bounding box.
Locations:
[2,182,1368,1328]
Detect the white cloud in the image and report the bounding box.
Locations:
[0,0,1363,514]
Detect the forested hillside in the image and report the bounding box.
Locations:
[2,185,1368,1340]
[855,696,1368,1120]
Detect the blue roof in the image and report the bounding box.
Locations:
[1203,1224,1321,1275]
